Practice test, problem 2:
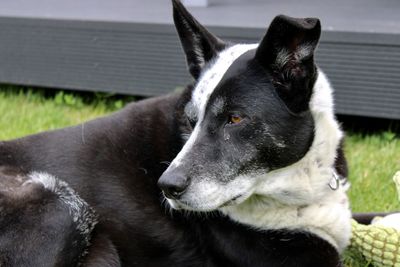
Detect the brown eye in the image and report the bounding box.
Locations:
[229,114,243,124]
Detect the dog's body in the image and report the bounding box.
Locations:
[0,1,352,266]
[0,94,183,266]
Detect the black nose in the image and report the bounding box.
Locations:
[157,171,189,199]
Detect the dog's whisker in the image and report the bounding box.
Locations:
[160,192,175,218]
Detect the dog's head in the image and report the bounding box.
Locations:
[159,0,331,211]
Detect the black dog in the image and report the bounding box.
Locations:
[0,1,351,266]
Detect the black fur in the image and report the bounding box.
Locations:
[0,167,96,266]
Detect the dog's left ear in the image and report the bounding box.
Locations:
[255,15,321,113]
[172,0,226,80]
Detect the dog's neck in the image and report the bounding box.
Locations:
[220,70,352,252]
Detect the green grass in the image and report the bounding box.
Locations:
[346,132,400,212]
[0,87,128,140]
[1,87,399,267]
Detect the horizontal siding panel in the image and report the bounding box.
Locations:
[316,40,400,119]
[0,17,399,119]
[0,18,192,97]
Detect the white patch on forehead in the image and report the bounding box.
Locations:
[191,44,258,119]
[171,44,257,168]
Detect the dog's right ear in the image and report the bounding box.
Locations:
[172,0,226,79]
[255,15,321,113]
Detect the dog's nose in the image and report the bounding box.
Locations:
[157,171,189,199]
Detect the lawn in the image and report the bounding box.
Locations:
[0,87,399,266]
[0,87,126,139]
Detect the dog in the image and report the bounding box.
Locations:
[0,0,352,266]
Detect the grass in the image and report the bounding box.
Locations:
[0,87,131,140]
[0,86,399,266]
[346,132,400,212]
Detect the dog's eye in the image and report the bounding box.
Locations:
[228,114,243,124]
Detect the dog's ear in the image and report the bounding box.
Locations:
[172,0,226,79]
[255,15,321,113]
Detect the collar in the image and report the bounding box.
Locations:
[329,171,348,191]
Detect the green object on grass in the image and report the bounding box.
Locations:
[350,171,400,267]
[351,219,400,267]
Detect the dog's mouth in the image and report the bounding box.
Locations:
[166,194,244,211]
[218,194,243,208]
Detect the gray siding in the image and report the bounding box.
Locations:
[0,19,189,96]
[0,0,399,119]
